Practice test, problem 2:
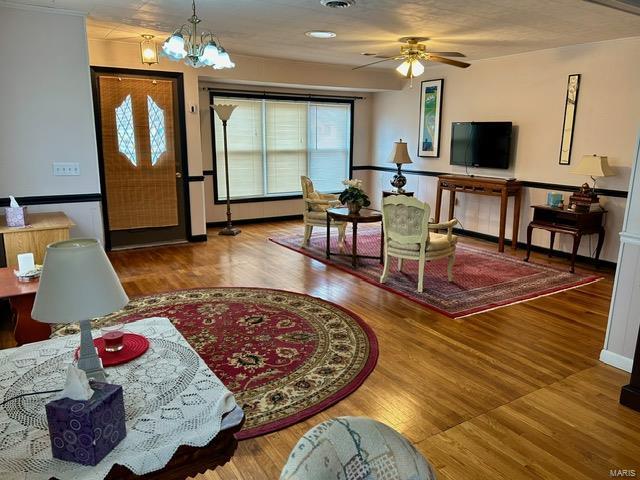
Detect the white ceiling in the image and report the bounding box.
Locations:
[9,0,640,67]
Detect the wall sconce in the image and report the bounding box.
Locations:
[140,34,159,65]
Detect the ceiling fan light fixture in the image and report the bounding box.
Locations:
[396,60,411,77]
[411,59,425,76]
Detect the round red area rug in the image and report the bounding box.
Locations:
[57,288,378,440]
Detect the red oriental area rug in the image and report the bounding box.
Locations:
[270,227,601,318]
[57,288,378,440]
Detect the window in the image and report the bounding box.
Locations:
[147,95,167,166]
[115,94,137,166]
[212,94,352,201]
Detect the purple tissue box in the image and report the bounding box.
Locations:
[45,382,126,466]
[5,206,27,227]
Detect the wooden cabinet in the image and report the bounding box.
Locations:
[0,212,75,268]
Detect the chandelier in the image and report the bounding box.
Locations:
[162,0,235,69]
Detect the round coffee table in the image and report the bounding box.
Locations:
[326,208,383,268]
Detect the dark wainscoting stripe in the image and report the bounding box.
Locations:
[354,165,628,198]
[453,227,616,269]
[0,193,102,207]
[203,170,214,176]
[207,214,303,228]
[214,195,303,205]
[188,176,205,182]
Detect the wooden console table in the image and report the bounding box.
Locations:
[524,205,605,273]
[434,175,522,252]
[0,212,74,268]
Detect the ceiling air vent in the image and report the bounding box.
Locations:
[321,0,356,8]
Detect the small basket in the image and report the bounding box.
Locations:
[5,206,28,227]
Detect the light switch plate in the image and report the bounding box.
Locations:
[53,162,80,176]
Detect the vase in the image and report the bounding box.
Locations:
[347,202,361,214]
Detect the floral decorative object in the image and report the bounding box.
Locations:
[339,179,371,214]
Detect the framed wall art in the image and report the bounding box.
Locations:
[418,78,443,157]
[559,73,581,165]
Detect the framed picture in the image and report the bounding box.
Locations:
[418,78,444,157]
[559,73,581,165]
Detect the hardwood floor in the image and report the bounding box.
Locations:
[4,221,638,478]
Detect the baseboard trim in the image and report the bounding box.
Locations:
[188,234,208,242]
[452,227,617,269]
[207,214,303,228]
[600,349,633,372]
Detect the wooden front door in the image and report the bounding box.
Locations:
[93,70,188,249]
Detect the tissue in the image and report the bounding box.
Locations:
[56,365,94,401]
[5,196,27,227]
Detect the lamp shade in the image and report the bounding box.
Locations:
[570,154,614,177]
[388,139,413,165]
[32,239,129,324]
[211,104,238,122]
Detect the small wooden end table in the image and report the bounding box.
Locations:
[0,212,74,269]
[0,267,51,346]
[524,205,606,273]
[326,208,383,268]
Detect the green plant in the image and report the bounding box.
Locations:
[338,179,371,207]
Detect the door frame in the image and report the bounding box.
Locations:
[90,66,192,250]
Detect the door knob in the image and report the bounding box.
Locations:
[176,172,182,178]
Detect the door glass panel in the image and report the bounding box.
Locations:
[115,94,137,166]
[147,95,167,166]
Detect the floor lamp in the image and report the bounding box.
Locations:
[212,104,240,236]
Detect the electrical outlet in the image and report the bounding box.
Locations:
[53,162,80,176]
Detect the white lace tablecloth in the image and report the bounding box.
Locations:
[0,317,237,480]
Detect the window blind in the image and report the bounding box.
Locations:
[213,96,351,201]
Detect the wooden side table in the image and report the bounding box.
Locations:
[0,212,75,268]
[524,205,606,273]
[0,268,51,346]
[434,175,522,252]
[326,208,383,268]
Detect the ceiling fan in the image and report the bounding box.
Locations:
[353,37,470,80]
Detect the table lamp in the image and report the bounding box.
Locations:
[570,154,614,192]
[388,139,413,193]
[31,239,129,382]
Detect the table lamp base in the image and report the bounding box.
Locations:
[77,319,106,382]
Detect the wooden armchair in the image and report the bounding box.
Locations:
[301,176,346,247]
[380,195,459,293]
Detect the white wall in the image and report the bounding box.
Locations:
[601,133,640,372]
[199,83,373,223]
[0,5,103,241]
[369,37,640,262]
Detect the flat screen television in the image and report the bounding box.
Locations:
[450,122,513,169]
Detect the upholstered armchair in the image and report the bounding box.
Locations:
[300,176,346,247]
[381,195,458,293]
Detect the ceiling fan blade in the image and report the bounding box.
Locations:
[427,51,466,57]
[352,57,394,70]
[428,55,471,68]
